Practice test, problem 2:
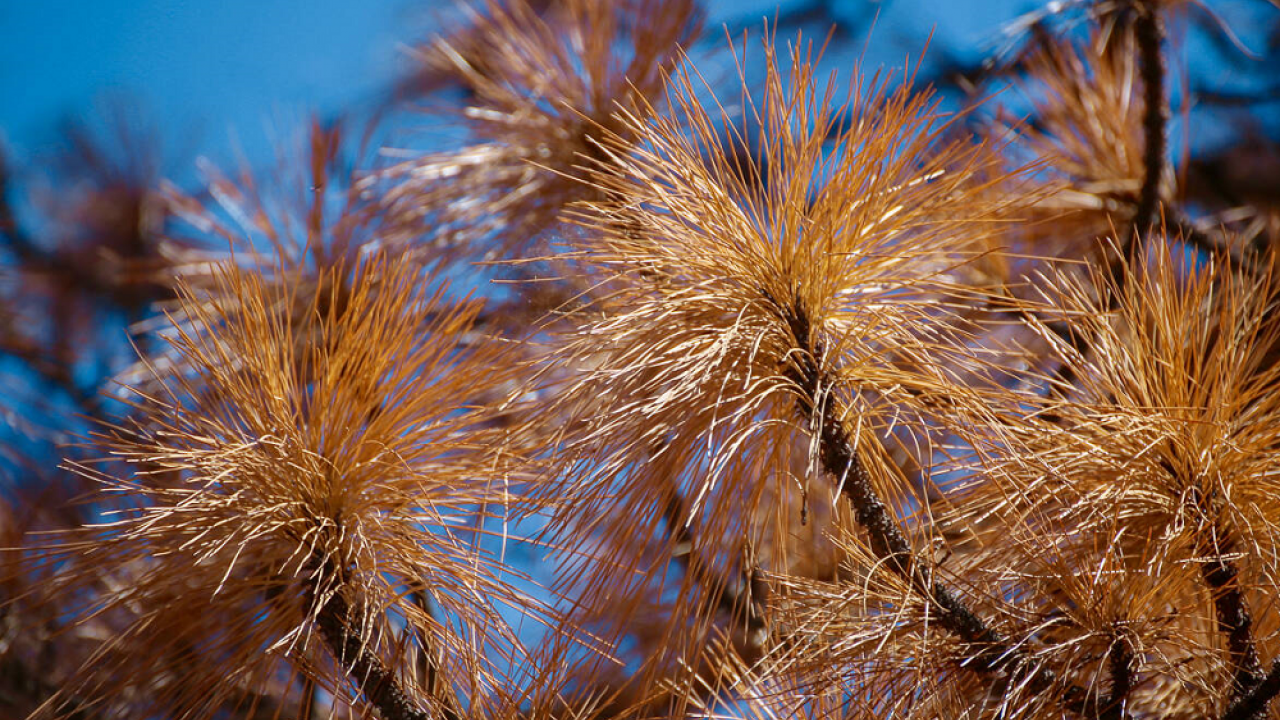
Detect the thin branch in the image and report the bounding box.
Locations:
[774,295,1090,716]
[1223,660,1280,720]
[660,489,768,663]
[1101,632,1135,720]
[0,148,148,415]
[1203,549,1264,702]
[1180,481,1265,712]
[408,586,460,715]
[1193,85,1280,107]
[719,0,856,41]
[0,151,43,263]
[1168,206,1269,277]
[306,679,322,720]
[910,19,1058,98]
[1129,1,1168,255]
[311,558,458,720]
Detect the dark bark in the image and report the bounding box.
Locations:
[1203,547,1264,708]
[1130,2,1168,253]
[773,292,1090,716]
[1223,661,1280,720]
[1101,633,1134,720]
[311,558,460,720]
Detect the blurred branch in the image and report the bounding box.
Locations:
[0,153,102,410]
[719,0,857,40]
[0,150,43,264]
[1193,86,1280,107]
[1168,207,1268,276]
[660,489,767,656]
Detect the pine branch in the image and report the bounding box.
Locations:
[1178,477,1266,712]
[1101,633,1134,720]
[661,490,767,648]
[1128,1,1168,256]
[408,588,456,710]
[1223,660,1280,720]
[1202,544,1264,704]
[312,557,460,720]
[1167,206,1268,277]
[774,295,1091,716]
[0,151,41,263]
[0,212,104,412]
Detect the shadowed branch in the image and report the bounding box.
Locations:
[311,557,461,720]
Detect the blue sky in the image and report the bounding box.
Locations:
[2,0,1275,190]
[0,1,1046,163]
[1,0,409,167]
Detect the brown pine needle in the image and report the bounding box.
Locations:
[43,253,538,719]
[373,0,702,262]
[533,26,1052,713]
[967,236,1280,716]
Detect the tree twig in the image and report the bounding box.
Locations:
[310,557,459,720]
[1202,545,1264,705]
[1223,660,1280,720]
[1167,206,1268,277]
[660,490,768,653]
[774,294,1091,716]
[1129,1,1168,254]
[1101,632,1134,720]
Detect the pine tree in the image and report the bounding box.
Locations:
[2,1,1280,718]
